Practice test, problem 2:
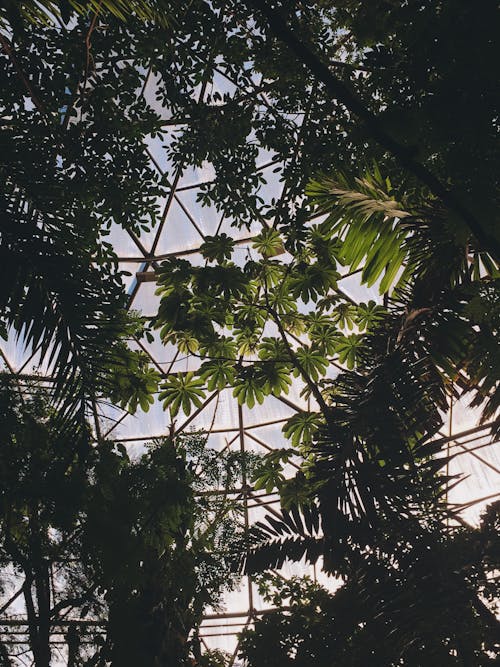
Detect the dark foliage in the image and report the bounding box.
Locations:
[241,519,500,667]
[0,383,247,665]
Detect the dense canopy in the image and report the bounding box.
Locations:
[0,1,499,665]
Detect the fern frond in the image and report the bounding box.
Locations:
[240,503,323,574]
[0,181,153,431]
[307,166,414,294]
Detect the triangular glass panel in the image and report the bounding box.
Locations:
[153,198,205,255]
[175,188,222,237]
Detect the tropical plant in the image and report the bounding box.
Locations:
[85,431,250,667]
[155,162,498,424]
[0,9,165,429]
[0,382,252,666]
[240,519,500,667]
[155,161,499,661]
[2,2,499,663]
[3,0,498,429]
[0,0,172,30]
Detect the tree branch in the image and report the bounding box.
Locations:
[0,34,45,114]
[62,9,100,131]
[263,291,330,416]
[246,0,500,259]
[50,595,91,619]
[0,586,24,615]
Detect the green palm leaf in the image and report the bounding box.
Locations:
[1,184,155,431]
[307,165,413,294]
[1,0,171,30]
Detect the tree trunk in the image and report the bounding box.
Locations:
[27,508,51,667]
[66,624,80,667]
[0,640,12,666]
[33,558,51,667]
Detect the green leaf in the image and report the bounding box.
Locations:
[289,263,339,303]
[253,461,285,494]
[199,360,236,391]
[232,369,267,408]
[355,300,386,331]
[267,287,298,315]
[252,229,285,258]
[307,225,341,265]
[282,412,322,448]
[252,450,294,494]
[308,326,338,355]
[334,333,366,370]
[307,166,412,295]
[108,351,160,415]
[294,347,329,382]
[174,332,199,354]
[331,302,357,331]
[159,372,206,418]
[236,329,261,356]
[193,265,250,300]
[234,303,267,330]
[258,337,289,361]
[155,258,193,296]
[258,260,286,287]
[3,0,172,29]
[256,362,293,397]
[199,233,235,263]
[199,337,237,360]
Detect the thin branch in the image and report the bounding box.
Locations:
[263,292,329,415]
[50,595,91,619]
[0,34,45,114]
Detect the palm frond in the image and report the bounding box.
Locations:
[242,503,323,574]
[307,165,414,294]
[0,0,172,30]
[0,181,151,431]
[307,166,499,296]
[308,168,410,221]
[244,299,461,576]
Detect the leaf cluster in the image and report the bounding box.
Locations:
[0,386,247,666]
